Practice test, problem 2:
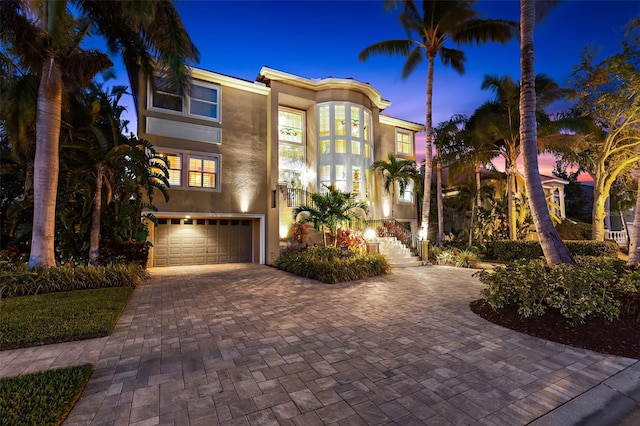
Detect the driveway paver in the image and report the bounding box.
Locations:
[1,264,637,425]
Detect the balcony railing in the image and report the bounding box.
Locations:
[285,188,314,208]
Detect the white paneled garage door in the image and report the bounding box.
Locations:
[154,218,252,266]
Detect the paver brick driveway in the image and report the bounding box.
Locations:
[59,264,634,425]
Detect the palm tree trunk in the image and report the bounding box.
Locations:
[89,162,104,265]
[519,0,574,265]
[506,164,517,240]
[468,202,475,246]
[29,56,62,268]
[475,163,482,208]
[436,153,444,245]
[627,176,640,266]
[421,54,435,238]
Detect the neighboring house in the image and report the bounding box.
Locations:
[440,167,569,236]
[138,66,423,267]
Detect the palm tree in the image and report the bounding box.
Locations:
[470,73,566,240]
[359,0,517,239]
[519,0,574,265]
[294,185,369,247]
[433,115,467,245]
[371,154,417,219]
[1,1,198,268]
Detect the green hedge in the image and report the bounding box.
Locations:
[0,263,147,299]
[485,240,619,262]
[475,256,638,324]
[0,364,92,425]
[274,246,390,284]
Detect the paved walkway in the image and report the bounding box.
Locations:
[1,264,638,425]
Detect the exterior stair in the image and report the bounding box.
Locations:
[377,236,422,268]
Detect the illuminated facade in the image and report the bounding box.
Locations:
[138,66,423,267]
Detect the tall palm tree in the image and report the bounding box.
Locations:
[371,153,417,219]
[470,73,566,240]
[519,0,574,265]
[1,1,198,268]
[433,115,467,245]
[360,0,517,239]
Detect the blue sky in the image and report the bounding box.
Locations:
[107,0,640,172]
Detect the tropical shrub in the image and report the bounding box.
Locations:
[274,245,390,284]
[98,240,151,268]
[475,256,633,324]
[434,248,479,268]
[555,220,592,240]
[0,263,147,298]
[485,240,619,262]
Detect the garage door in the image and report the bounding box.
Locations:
[154,218,252,266]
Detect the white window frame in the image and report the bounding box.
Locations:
[148,77,221,123]
[396,130,413,156]
[398,181,414,204]
[155,152,183,188]
[153,148,222,192]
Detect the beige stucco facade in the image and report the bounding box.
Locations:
[138,66,423,266]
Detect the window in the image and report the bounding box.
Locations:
[335,139,346,154]
[364,144,370,158]
[165,153,182,187]
[351,141,360,155]
[352,167,361,197]
[278,108,306,188]
[398,181,413,203]
[335,105,346,136]
[320,140,331,154]
[364,110,371,141]
[150,77,220,121]
[190,84,218,119]
[396,131,412,155]
[350,106,360,138]
[319,105,330,137]
[152,153,182,187]
[189,156,219,189]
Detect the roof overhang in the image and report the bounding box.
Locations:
[258,66,391,110]
[379,115,424,132]
[191,67,270,95]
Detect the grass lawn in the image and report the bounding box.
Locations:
[0,287,133,350]
[0,364,93,426]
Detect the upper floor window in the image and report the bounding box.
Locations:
[396,131,412,155]
[150,77,220,121]
[279,109,304,144]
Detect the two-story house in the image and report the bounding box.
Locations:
[138,66,423,267]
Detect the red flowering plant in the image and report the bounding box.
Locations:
[330,228,366,254]
[291,222,308,244]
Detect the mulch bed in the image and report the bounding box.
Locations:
[470,299,640,359]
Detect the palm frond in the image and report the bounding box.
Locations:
[359,39,414,61]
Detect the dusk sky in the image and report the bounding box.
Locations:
[107,0,640,177]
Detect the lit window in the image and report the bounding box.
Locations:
[319,105,330,137]
[320,140,331,154]
[351,141,360,155]
[279,109,304,144]
[398,181,413,203]
[396,131,412,155]
[152,153,182,187]
[352,167,361,197]
[365,169,371,198]
[189,157,218,189]
[335,165,347,191]
[335,139,346,153]
[335,105,346,136]
[319,165,331,181]
[364,110,371,141]
[165,154,182,186]
[364,144,370,158]
[350,106,360,138]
